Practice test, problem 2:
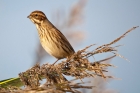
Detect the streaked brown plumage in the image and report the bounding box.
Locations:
[28,10,75,61]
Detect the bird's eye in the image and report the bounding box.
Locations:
[35,14,38,16]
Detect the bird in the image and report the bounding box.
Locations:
[27,10,75,64]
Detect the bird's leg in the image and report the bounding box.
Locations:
[48,59,59,70]
[52,59,59,65]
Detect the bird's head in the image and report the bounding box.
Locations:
[27,10,47,24]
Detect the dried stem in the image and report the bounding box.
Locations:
[16,26,139,93]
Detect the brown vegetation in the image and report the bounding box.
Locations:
[0,26,138,93]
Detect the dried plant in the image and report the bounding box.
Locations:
[0,26,137,93]
[86,56,118,93]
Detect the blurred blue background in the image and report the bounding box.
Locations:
[0,0,140,93]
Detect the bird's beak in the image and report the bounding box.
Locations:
[27,15,31,19]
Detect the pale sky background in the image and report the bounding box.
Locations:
[0,0,140,93]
